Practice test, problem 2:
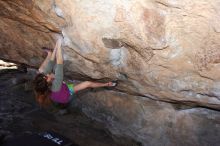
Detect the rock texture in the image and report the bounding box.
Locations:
[77,90,220,146]
[0,0,220,146]
[0,0,62,65]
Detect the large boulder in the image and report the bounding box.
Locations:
[0,0,220,145]
[77,90,220,146]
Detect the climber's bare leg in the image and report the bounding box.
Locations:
[73,81,115,92]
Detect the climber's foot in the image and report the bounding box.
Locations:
[107,80,118,87]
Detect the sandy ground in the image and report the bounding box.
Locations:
[0,67,140,146]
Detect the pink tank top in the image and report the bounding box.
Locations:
[50,83,70,103]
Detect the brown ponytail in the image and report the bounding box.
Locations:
[33,73,52,107]
[35,92,52,107]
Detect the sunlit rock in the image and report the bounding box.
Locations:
[0,0,220,145]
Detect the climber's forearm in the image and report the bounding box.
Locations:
[56,38,63,64]
[56,47,63,64]
[38,52,52,73]
[50,42,58,61]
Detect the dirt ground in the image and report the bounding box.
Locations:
[0,67,140,146]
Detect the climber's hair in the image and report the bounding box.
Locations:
[33,73,51,106]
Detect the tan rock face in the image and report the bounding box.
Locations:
[0,0,63,65]
[77,90,220,146]
[57,0,220,109]
[0,0,220,145]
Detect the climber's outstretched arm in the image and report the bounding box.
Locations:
[50,42,57,61]
[38,51,52,73]
[51,38,63,91]
[56,38,63,65]
[38,40,58,74]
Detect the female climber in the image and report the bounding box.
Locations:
[33,38,117,107]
